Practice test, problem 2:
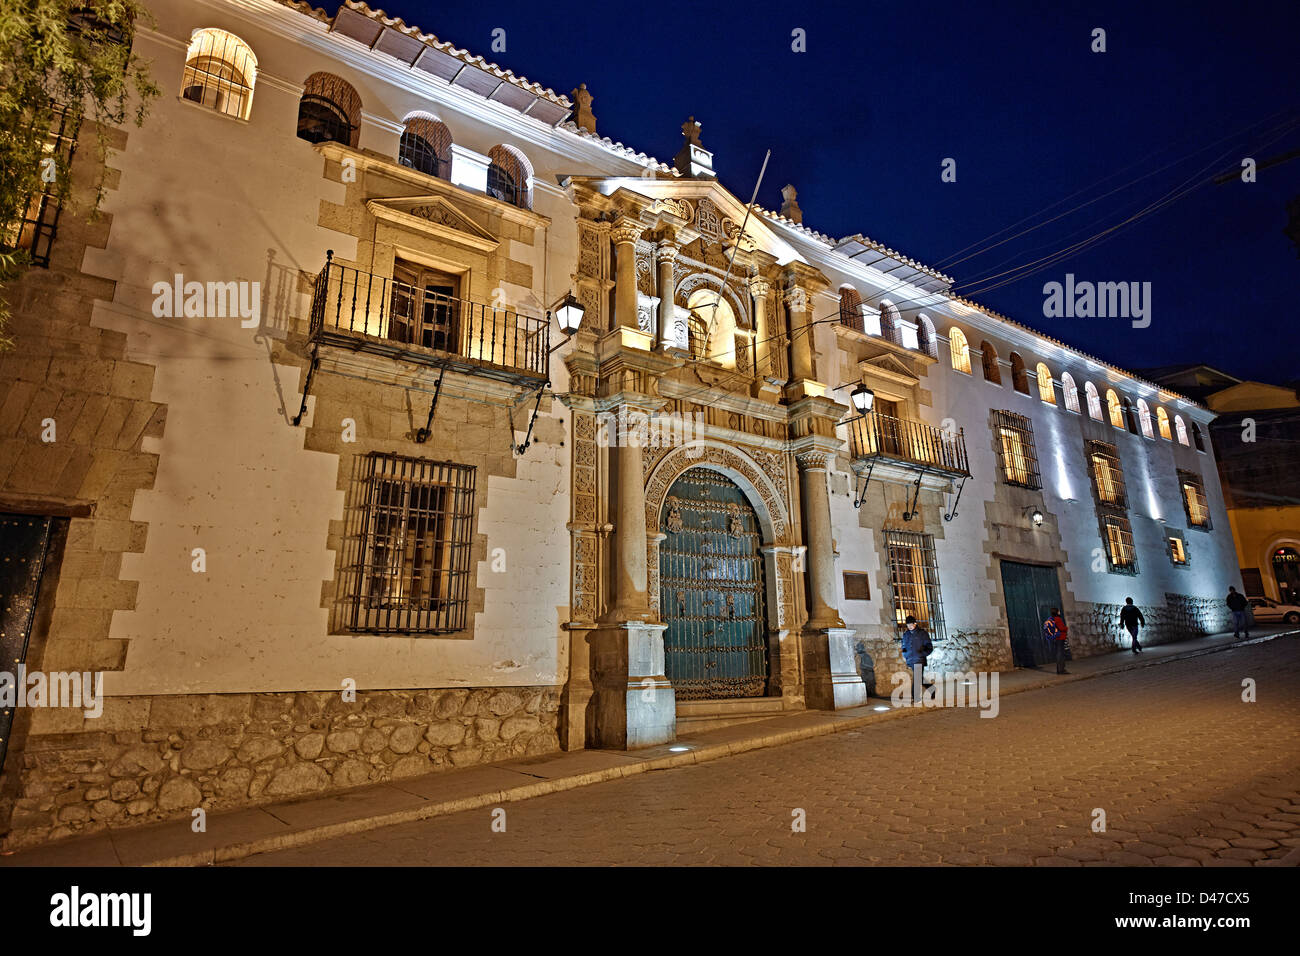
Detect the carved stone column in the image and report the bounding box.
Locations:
[792,416,864,710]
[612,218,642,332]
[784,282,816,383]
[749,274,783,399]
[795,448,843,631]
[654,237,678,349]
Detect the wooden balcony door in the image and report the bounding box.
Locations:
[390,259,460,354]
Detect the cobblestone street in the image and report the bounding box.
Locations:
[235,639,1300,866]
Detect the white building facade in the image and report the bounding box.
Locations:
[0,0,1238,849]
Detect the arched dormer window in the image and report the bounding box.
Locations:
[298,72,361,147]
[1036,362,1056,404]
[981,341,1001,384]
[1156,406,1172,440]
[399,114,452,180]
[948,326,971,374]
[487,144,532,209]
[1061,373,1080,413]
[181,28,257,120]
[1175,414,1190,445]
[1106,389,1125,429]
[1009,353,1029,394]
[918,316,937,357]
[1137,399,1154,438]
[838,286,864,333]
[1085,382,1102,420]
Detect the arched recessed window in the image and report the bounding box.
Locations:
[487,144,532,209]
[1191,421,1205,452]
[181,28,257,120]
[1085,382,1102,420]
[1106,389,1125,429]
[918,315,937,357]
[839,286,864,333]
[980,341,1001,384]
[298,72,361,147]
[1062,372,1080,413]
[1036,362,1055,404]
[1137,399,1154,438]
[685,288,737,368]
[948,326,971,374]
[1156,406,1172,440]
[1175,414,1190,446]
[1009,353,1029,394]
[399,114,452,179]
[879,301,900,343]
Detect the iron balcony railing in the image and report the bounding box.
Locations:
[308,256,549,383]
[849,411,970,476]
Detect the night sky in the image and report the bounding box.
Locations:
[324,0,1299,385]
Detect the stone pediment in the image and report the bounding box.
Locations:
[366,196,500,252]
[860,353,919,386]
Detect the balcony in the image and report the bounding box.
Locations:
[307,257,549,385]
[848,411,970,476]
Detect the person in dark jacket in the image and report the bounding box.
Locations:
[1119,597,1146,654]
[899,615,933,701]
[1226,586,1250,639]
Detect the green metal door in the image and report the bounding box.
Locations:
[659,468,768,700]
[0,514,55,773]
[1000,560,1064,668]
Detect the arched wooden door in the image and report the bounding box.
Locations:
[659,467,769,699]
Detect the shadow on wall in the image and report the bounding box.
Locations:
[853,641,877,697]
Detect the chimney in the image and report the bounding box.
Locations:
[570,83,597,135]
[780,184,802,224]
[673,116,716,179]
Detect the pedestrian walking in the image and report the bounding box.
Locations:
[1119,597,1146,654]
[1043,607,1070,674]
[1226,586,1250,639]
[900,615,933,702]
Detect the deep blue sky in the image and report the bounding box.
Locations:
[329,0,1299,385]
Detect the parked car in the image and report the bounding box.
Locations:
[1248,596,1300,625]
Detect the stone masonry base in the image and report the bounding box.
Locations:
[0,686,560,851]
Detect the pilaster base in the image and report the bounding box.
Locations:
[801,626,866,710]
[587,621,676,749]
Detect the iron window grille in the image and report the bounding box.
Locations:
[398,130,449,179]
[181,33,255,120]
[297,94,355,145]
[487,162,524,208]
[1100,514,1138,574]
[346,453,476,634]
[1178,470,1212,530]
[992,410,1041,489]
[885,530,946,640]
[1087,440,1128,510]
[1,107,78,268]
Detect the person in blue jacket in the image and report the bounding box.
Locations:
[900,615,933,701]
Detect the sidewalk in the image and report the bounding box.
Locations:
[3,625,1295,867]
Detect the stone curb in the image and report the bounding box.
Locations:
[58,629,1300,866]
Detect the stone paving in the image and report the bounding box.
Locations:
[234,638,1300,866]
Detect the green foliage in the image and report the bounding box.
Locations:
[0,1,158,348]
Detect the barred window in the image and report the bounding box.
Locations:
[1062,372,1080,413]
[1009,352,1029,394]
[1,107,77,268]
[181,28,257,120]
[1101,514,1138,574]
[1036,362,1056,404]
[1168,533,1189,566]
[885,530,946,639]
[399,115,452,179]
[1156,406,1172,440]
[1087,440,1127,509]
[948,326,971,375]
[1106,389,1126,430]
[993,410,1041,489]
[298,72,362,147]
[981,341,1001,384]
[838,286,864,332]
[345,454,476,634]
[1179,470,1211,529]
